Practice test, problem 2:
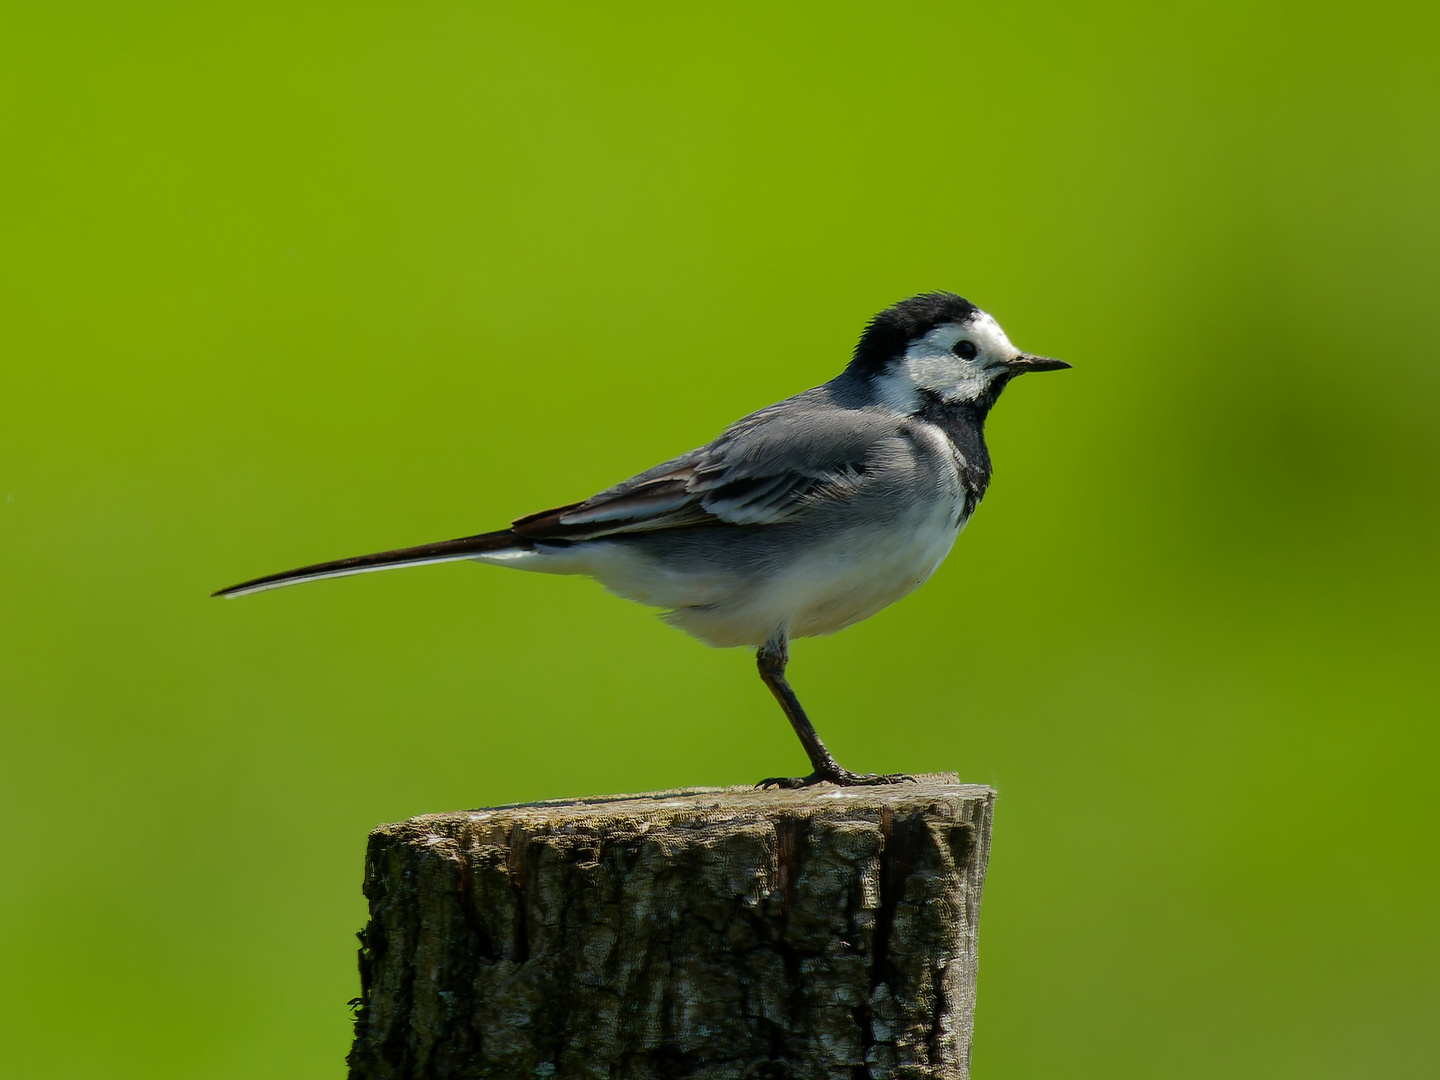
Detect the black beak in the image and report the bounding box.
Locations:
[1005,353,1071,373]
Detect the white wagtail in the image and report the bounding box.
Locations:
[216,293,1068,786]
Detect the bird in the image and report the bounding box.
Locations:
[215,292,1068,787]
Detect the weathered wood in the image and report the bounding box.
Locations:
[348,776,995,1080]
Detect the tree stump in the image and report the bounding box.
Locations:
[348,776,995,1080]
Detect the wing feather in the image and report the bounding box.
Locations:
[509,390,899,541]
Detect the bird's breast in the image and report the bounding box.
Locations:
[777,489,968,640]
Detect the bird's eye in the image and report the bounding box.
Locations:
[952,340,978,360]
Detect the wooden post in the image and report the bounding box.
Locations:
[348,776,995,1080]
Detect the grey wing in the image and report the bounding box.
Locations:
[511,390,900,542]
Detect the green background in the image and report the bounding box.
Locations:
[3,2,1437,1076]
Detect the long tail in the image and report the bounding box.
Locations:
[213,530,534,598]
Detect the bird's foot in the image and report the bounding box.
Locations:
[756,768,918,789]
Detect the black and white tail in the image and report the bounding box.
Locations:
[212,530,534,598]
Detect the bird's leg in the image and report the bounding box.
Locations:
[754,636,914,788]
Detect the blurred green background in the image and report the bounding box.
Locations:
[3,1,1437,1076]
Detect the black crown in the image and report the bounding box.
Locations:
[849,292,979,376]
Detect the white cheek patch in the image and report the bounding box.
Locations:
[873,319,1007,410]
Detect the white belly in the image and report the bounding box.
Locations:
[734,500,966,644]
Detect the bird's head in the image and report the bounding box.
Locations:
[847,292,1069,412]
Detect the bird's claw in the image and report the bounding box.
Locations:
[755,775,808,790]
[755,769,919,789]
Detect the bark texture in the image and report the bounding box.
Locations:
[348,776,994,1080]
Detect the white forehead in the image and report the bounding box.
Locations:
[906,311,1017,360]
